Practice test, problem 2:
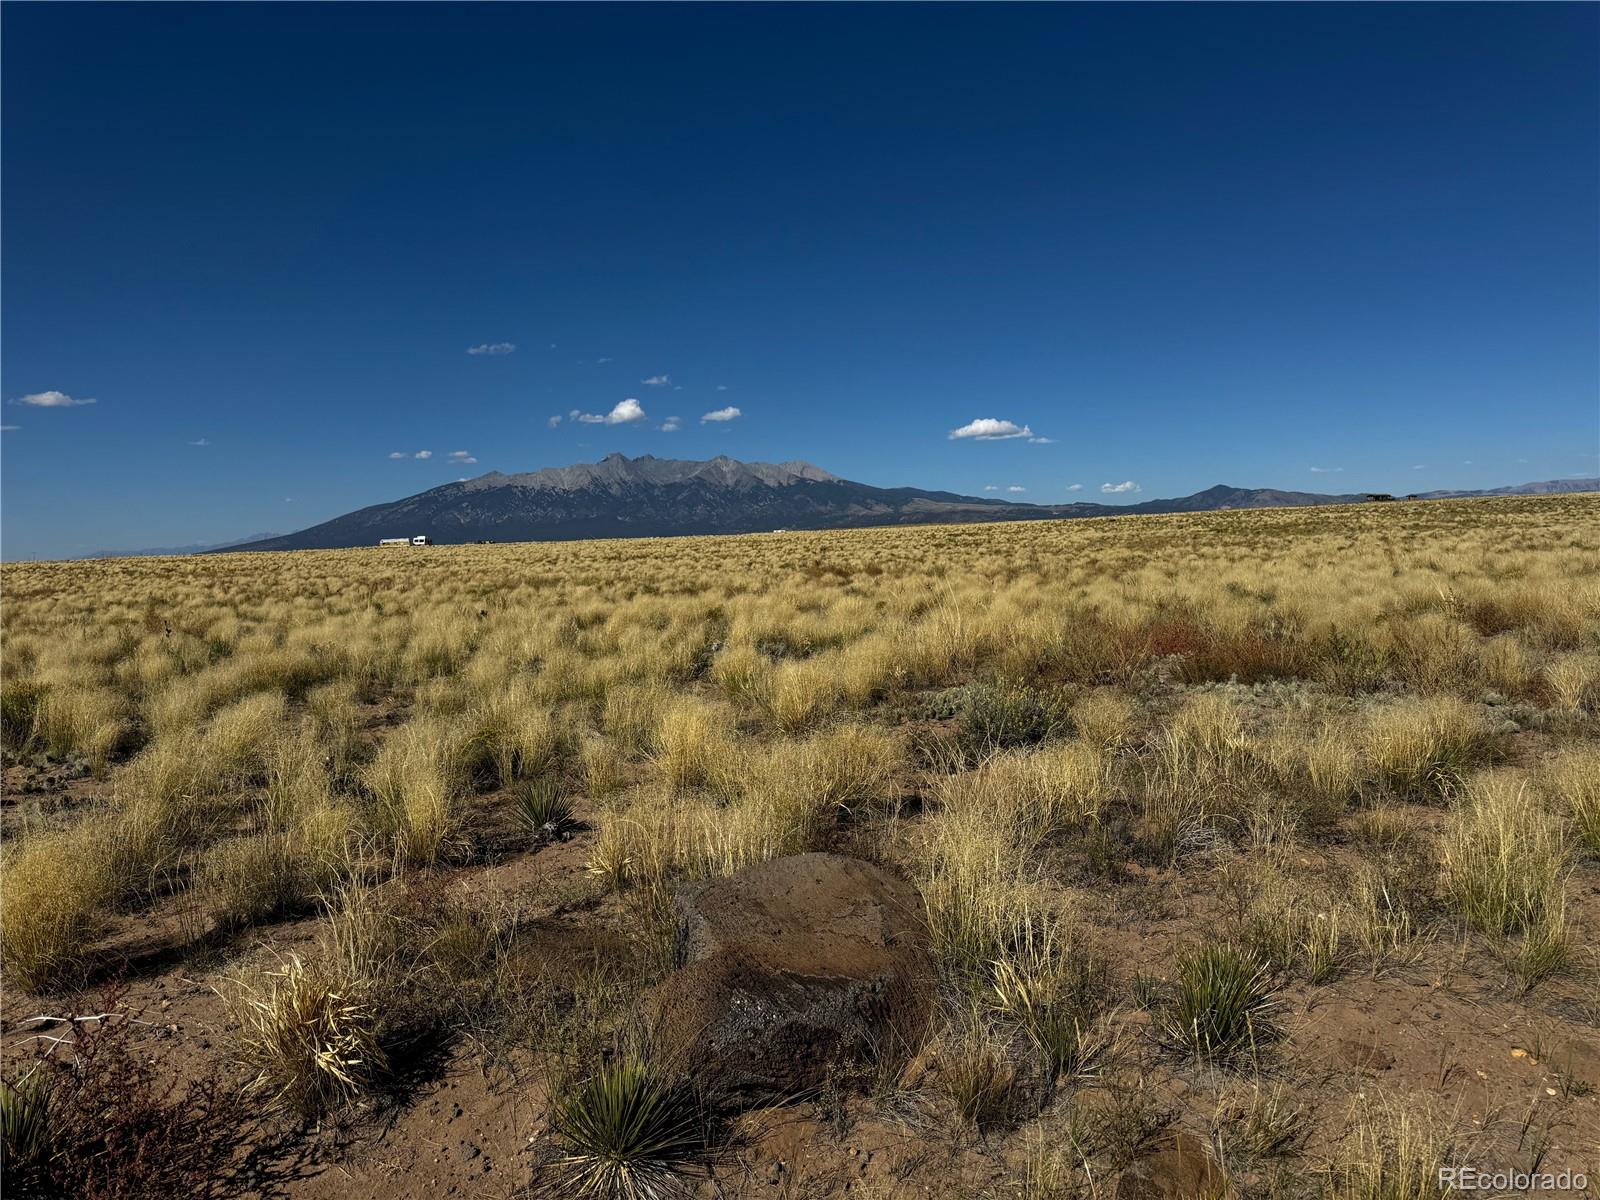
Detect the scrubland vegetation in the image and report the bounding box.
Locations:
[2,493,1598,1197]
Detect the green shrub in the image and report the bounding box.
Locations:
[960,682,1071,752]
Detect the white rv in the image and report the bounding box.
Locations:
[378,535,432,546]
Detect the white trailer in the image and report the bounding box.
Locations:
[378,537,411,547]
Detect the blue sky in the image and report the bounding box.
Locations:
[3,3,1596,559]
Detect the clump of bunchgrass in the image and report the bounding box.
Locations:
[1363,696,1489,800]
[1440,773,1568,937]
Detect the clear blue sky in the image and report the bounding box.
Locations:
[3,3,1596,558]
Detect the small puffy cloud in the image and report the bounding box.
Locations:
[547,415,563,429]
[448,450,478,463]
[574,398,647,425]
[701,406,741,423]
[415,450,433,459]
[597,357,614,364]
[388,451,408,459]
[1309,466,1343,473]
[949,418,1032,441]
[1066,483,1083,491]
[467,342,516,356]
[13,390,96,407]
[661,416,683,432]
[1101,480,1141,494]
[1007,485,1026,493]
[1027,436,1056,445]
[642,374,672,387]
[188,437,211,447]
[983,485,999,492]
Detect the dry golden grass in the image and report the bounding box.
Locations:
[1,493,1597,1196]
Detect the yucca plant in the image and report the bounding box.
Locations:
[1161,943,1277,1065]
[551,1058,703,1199]
[516,777,575,836]
[1,1069,52,1177]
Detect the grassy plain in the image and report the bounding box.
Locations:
[2,493,1598,1198]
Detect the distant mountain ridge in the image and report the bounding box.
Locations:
[85,532,285,559]
[212,456,1598,554]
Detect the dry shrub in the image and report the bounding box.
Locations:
[2,990,256,1200]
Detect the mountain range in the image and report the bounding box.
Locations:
[213,456,1599,554]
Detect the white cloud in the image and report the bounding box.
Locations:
[466,342,516,356]
[13,390,96,407]
[448,450,474,460]
[642,374,672,387]
[701,406,741,423]
[1007,485,1026,493]
[1027,436,1056,445]
[547,415,563,429]
[715,385,728,391]
[1462,460,1474,465]
[597,357,614,364]
[949,418,1032,441]
[388,451,408,459]
[1066,483,1083,491]
[0,425,18,432]
[661,416,683,432]
[1411,464,1427,470]
[1309,466,1343,473]
[415,450,433,459]
[1101,480,1141,494]
[983,485,999,491]
[574,398,647,425]
[188,437,211,447]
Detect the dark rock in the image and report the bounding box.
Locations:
[646,853,934,1104]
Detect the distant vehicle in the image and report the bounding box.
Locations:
[1364,493,1397,502]
[411,535,432,545]
[377,535,433,546]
